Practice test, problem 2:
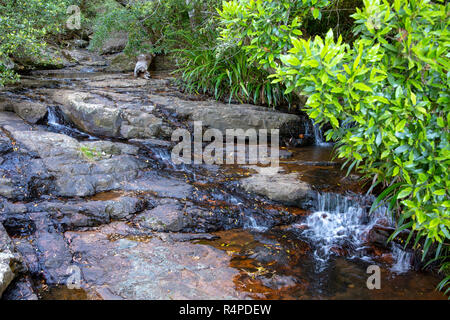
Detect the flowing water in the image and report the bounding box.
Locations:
[0,69,446,300]
[46,106,97,140]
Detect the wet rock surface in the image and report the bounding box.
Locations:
[65,222,244,300]
[2,120,148,198]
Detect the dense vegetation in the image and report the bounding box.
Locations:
[0,0,448,293]
[0,0,79,84]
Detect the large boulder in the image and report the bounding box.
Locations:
[120,106,163,139]
[51,90,165,139]
[134,199,238,233]
[52,91,122,137]
[0,114,53,201]
[105,53,136,72]
[0,178,16,199]
[0,114,148,198]
[99,31,128,55]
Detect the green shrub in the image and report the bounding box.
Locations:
[175,33,293,107]
[89,0,221,56]
[274,0,449,266]
[218,0,332,73]
[0,0,77,85]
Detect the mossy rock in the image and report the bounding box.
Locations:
[105,52,136,72]
[12,46,73,71]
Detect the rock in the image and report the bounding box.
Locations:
[135,197,244,233]
[52,91,122,137]
[156,233,219,242]
[366,225,396,249]
[0,96,47,124]
[0,135,12,155]
[65,223,244,299]
[0,224,22,298]
[80,140,139,156]
[1,116,148,198]
[0,111,34,131]
[0,119,54,201]
[0,202,34,236]
[32,196,146,230]
[50,155,145,197]
[0,276,38,300]
[105,52,136,72]
[137,203,185,232]
[122,173,193,199]
[51,90,165,139]
[0,178,16,199]
[88,78,149,88]
[240,171,314,206]
[99,31,128,55]
[13,101,47,124]
[0,252,16,298]
[11,130,81,158]
[120,107,162,139]
[129,138,173,149]
[62,48,107,66]
[148,94,302,138]
[27,213,73,285]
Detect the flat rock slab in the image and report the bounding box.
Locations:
[240,170,314,206]
[65,223,245,300]
[148,94,302,138]
[32,196,146,229]
[122,174,193,199]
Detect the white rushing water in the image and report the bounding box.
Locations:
[47,106,97,140]
[294,192,412,273]
[391,244,414,274]
[311,121,333,147]
[244,214,269,232]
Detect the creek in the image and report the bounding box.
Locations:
[0,59,445,300]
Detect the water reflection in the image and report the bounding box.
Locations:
[198,229,446,300]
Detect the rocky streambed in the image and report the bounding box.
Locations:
[0,50,446,300]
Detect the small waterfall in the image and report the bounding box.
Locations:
[313,124,326,145]
[47,106,66,128]
[46,106,96,140]
[294,193,391,270]
[310,120,333,147]
[391,245,413,274]
[244,214,269,232]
